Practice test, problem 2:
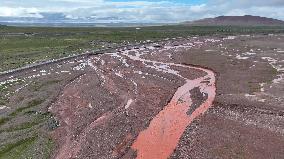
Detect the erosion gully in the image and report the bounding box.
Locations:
[51,39,217,159]
[122,48,216,159]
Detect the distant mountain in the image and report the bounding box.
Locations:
[183,15,284,26]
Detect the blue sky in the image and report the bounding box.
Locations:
[0,0,283,23]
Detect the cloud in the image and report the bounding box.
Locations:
[0,7,43,18]
[209,0,284,7]
[0,0,283,23]
[61,1,210,22]
[205,0,284,20]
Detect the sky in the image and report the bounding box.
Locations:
[0,0,284,23]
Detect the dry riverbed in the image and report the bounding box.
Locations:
[0,34,284,159]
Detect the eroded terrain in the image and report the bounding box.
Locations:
[0,34,284,158]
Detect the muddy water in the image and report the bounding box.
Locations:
[123,50,216,159]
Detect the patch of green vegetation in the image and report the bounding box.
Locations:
[0,117,56,158]
[0,99,54,158]
[0,104,57,158]
[42,137,55,159]
[29,79,61,92]
[262,67,279,85]
[0,121,41,133]
[248,81,261,93]
[0,136,37,159]
[44,79,61,85]
[29,82,42,92]
[23,110,37,115]
[0,117,10,126]
[0,85,7,92]
[0,98,44,127]
[271,67,278,75]
[0,97,7,105]
[9,99,44,117]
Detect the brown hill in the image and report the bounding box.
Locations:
[183,15,284,26]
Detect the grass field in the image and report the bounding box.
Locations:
[1,25,284,72]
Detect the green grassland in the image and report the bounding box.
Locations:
[0,79,61,159]
[1,25,284,72]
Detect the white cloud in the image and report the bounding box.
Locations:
[189,4,207,13]
[0,7,43,18]
[209,0,284,7]
[0,0,283,22]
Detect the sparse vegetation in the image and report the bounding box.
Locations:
[0,117,9,126]
[29,80,61,92]
[0,136,37,159]
[0,121,39,133]
[0,96,54,158]
[9,99,44,117]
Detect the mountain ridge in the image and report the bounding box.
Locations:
[183,15,284,26]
